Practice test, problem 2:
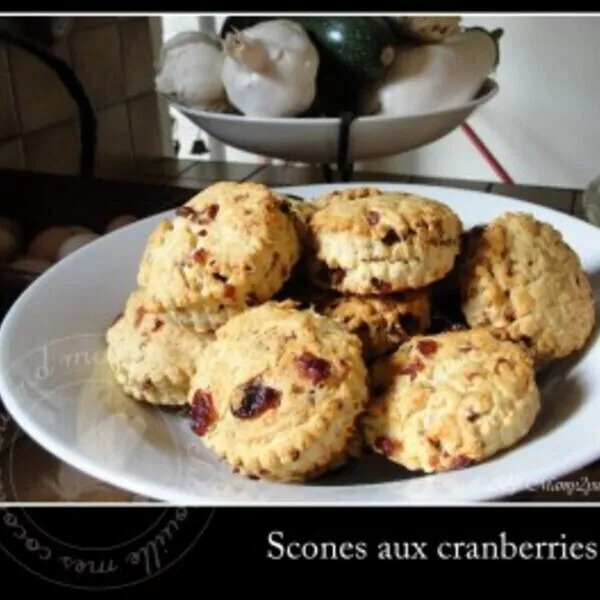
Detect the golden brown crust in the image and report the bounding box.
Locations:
[321,290,431,362]
[137,182,301,332]
[187,301,369,482]
[307,192,463,294]
[311,186,385,209]
[459,213,596,362]
[363,328,541,473]
[106,289,214,405]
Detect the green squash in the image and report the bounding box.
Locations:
[293,17,397,83]
[292,17,397,116]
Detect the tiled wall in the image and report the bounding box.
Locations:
[0,17,172,178]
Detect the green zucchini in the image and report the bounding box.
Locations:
[292,17,397,83]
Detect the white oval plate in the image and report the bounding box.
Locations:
[0,183,598,505]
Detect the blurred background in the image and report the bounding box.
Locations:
[0,14,598,189]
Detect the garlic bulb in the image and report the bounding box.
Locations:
[155,31,228,111]
[221,19,319,118]
[361,28,500,117]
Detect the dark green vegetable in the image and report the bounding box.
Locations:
[292,17,398,116]
[293,17,397,83]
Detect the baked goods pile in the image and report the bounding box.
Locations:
[105,182,596,482]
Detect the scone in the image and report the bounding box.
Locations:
[321,290,431,362]
[307,191,463,294]
[186,300,369,482]
[138,181,301,332]
[106,289,214,406]
[312,186,384,209]
[363,328,541,473]
[460,213,596,362]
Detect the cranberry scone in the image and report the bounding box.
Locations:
[363,328,541,473]
[138,181,301,332]
[106,289,214,406]
[307,191,463,295]
[460,213,596,362]
[187,301,368,482]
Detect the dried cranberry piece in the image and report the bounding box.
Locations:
[175,205,196,219]
[370,278,392,293]
[398,357,425,380]
[374,436,398,457]
[427,437,442,451]
[198,204,219,223]
[192,249,207,263]
[366,210,380,225]
[176,203,219,225]
[418,339,438,356]
[232,378,281,419]
[466,408,480,422]
[296,352,331,384]
[213,272,228,282]
[449,454,473,469]
[381,229,400,245]
[152,319,164,332]
[329,268,346,285]
[224,285,236,300]
[246,293,260,307]
[190,390,217,436]
[315,261,345,286]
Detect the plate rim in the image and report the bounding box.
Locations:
[169,78,499,125]
[0,181,598,505]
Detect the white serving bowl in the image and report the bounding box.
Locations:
[169,78,498,164]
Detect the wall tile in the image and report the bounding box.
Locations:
[0,138,25,170]
[9,39,76,134]
[120,19,156,98]
[0,44,19,140]
[94,104,135,177]
[71,24,125,109]
[128,94,163,160]
[23,121,79,175]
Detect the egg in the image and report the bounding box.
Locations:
[0,225,19,263]
[106,215,137,233]
[27,226,92,262]
[9,258,53,275]
[57,232,100,260]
